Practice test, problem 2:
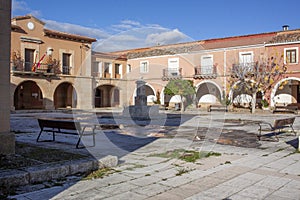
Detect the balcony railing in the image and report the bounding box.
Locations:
[231,62,260,78]
[194,65,217,79]
[62,66,71,75]
[10,61,63,75]
[92,72,122,79]
[162,68,182,80]
[232,62,257,72]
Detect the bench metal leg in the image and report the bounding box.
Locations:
[76,126,94,149]
[36,128,43,142]
[290,125,296,136]
[274,130,279,142]
[52,128,55,141]
[257,124,262,141]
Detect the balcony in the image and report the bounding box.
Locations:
[194,65,217,79]
[10,61,62,77]
[162,68,182,81]
[92,72,122,79]
[62,66,71,75]
[231,62,259,78]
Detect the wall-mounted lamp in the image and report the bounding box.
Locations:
[47,47,54,56]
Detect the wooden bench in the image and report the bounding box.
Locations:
[207,105,228,112]
[273,105,298,114]
[257,117,296,141]
[36,118,96,148]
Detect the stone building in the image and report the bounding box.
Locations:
[10,15,300,111]
[10,15,96,110]
[102,27,300,110]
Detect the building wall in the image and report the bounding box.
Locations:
[10,15,94,110]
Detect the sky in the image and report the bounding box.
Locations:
[11,0,300,52]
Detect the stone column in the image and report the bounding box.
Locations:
[0,0,15,154]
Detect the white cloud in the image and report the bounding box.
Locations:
[146,29,190,46]
[12,0,41,17]
[12,0,193,52]
[43,20,110,40]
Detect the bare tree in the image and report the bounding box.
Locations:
[228,55,287,113]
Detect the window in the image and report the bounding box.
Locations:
[103,62,112,78]
[115,63,121,74]
[201,55,213,74]
[127,64,132,73]
[168,58,179,76]
[62,53,71,74]
[92,61,102,76]
[25,48,35,71]
[140,61,149,73]
[285,48,298,64]
[114,63,122,78]
[239,52,253,66]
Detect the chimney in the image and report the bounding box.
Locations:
[282,25,289,31]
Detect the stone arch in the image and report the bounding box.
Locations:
[270,77,300,107]
[132,83,156,105]
[228,81,264,108]
[95,84,120,108]
[14,80,44,110]
[195,80,222,106]
[54,82,77,109]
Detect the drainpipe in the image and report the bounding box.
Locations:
[223,49,227,99]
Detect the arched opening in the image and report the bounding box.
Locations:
[272,78,300,108]
[231,83,263,109]
[95,85,120,108]
[196,82,222,107]
[14,81,44,110]
[132,84,156,105]
[54,82,77,109]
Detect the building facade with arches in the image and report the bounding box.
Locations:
[107,27,300,110]
[10,15,96,110]
[10,15,300,111]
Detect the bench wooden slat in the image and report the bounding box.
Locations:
[258,117,296,141]
[37,118,95,148]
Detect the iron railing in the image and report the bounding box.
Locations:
[162,68,182,80]
[10,60,67,75]
[194,65,217,79]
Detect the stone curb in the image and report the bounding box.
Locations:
[0,155,118,188]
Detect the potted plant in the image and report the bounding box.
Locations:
[261,99,269,110]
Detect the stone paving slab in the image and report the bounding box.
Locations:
[7,111,300,199]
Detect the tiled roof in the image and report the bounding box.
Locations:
[12,14,45,25]
[202,32,276,49]
[106,32,279,58]
[11,24,26,33]
[92,51,127,61]
[268,30,300,44]
[44,29,97,43]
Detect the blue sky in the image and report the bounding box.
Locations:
[12,0,300,52]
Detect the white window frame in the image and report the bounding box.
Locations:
[284,47,298,64]
[239,51,253,63]
[168,58,179,76]
[59,49,74,75]
[127,64,131,73]
[140,61,149,73]
[201,55,213,74]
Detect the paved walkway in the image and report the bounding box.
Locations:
[8,110,300,199]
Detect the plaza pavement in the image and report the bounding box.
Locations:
[8,109,300,200]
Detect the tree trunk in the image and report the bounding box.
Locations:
[251,92,256,114]
[181,95,185,113]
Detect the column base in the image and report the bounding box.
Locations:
[0,132,15,155]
